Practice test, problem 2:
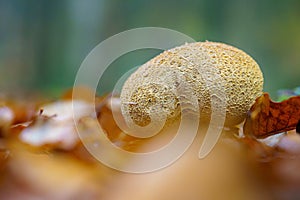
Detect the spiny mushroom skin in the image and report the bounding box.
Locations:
[120,41,264,128]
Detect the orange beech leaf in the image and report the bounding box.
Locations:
[243,93,300,138]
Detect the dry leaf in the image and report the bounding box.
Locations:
[244,93,300,138]
[19,100,94,150]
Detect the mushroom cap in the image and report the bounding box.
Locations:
[120,41,264,128]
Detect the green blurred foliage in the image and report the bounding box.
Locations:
[0,0,300,98]
[277,86,300,102]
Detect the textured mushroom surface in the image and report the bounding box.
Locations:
[120,41,264,127]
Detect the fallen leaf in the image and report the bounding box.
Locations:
[19,100,94,150]
[243,93,300,138]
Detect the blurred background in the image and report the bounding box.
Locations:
[0,0,299,99]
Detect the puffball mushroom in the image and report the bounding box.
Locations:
[120,41,264,128]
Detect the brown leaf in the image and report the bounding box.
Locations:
[244,93,300,138]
